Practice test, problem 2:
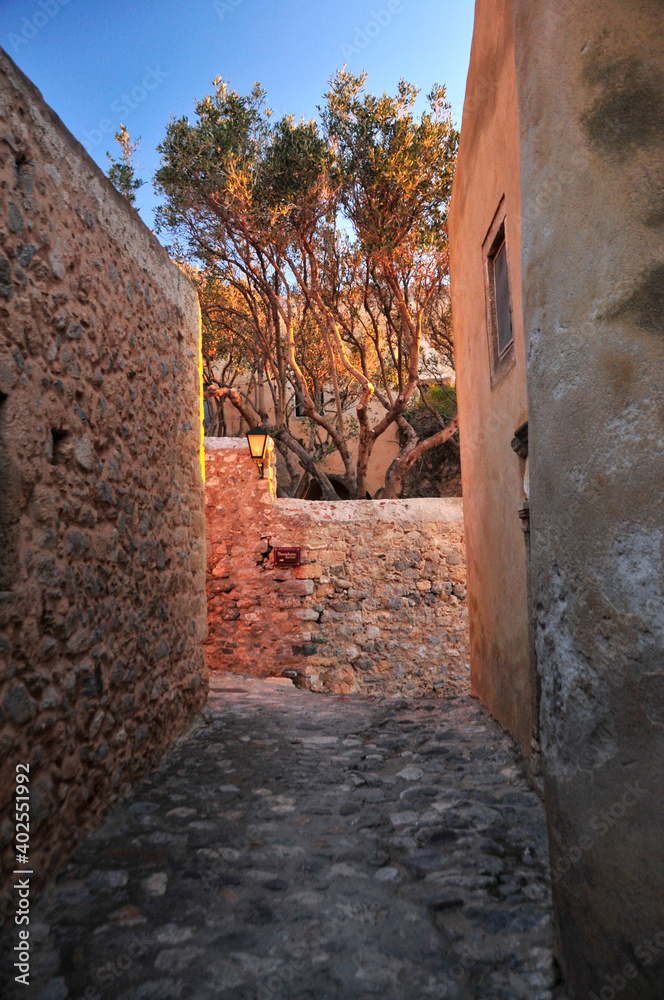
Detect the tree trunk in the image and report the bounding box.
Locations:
[271,428,341,500]
[382,413,459,499]
[204,386,262,429]
[272,436,300,496]
[205,387,341,501]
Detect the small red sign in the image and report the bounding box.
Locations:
[274,546,301,567]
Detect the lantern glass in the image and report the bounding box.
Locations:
[246,427,268,460]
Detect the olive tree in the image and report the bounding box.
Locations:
[154,71,458,498]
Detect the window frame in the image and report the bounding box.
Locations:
[483,200,516,387]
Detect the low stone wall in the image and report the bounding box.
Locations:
[205,438,469,696]
[0,50,207,915]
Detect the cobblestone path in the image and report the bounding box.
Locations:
[19,677,566,1000]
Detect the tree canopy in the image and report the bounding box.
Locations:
[154,70,459,498]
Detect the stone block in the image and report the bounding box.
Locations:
[294,563,323,580]
[277,596,302,609]
[329,601,360,613]
[355,657,373,671]
[318,551,347,566]
[292,608,320,621]
[282,579,314,596]
[292,643,318,657]
[3,684,37,725]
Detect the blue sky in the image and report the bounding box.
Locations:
[0,0,475,232]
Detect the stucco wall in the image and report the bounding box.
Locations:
[0,49,207,916]
[448,0,532,754]
[512,1,664,996]
[205,439,469,697]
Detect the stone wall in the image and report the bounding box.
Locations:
[0,49,207,916]
[205,438,469,696]
[512,1,664,995]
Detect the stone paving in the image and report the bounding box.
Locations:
[9,676,567,1000]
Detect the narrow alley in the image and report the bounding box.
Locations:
[22,677,566,1000]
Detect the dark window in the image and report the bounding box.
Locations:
[482,203,516,387]
[492,239,513,355]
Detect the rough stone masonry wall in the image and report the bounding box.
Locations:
[0,49,207,916]
[205,438,469,696]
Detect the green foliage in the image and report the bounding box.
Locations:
[106,124,144,207]
[406,383,457,421]
[257,115,329,225]
[154,69,458,273]
[321,71,459,259]
[154,78,270,241]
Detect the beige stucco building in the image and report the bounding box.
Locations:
[448,0,533,760]
[450,1,664,997]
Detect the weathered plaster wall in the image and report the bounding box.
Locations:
[0,49,207,914]
[448,0,532,754]
[512,1,664,995]
[205,439,469,697]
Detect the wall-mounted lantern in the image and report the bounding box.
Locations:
[246,426,270,478]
